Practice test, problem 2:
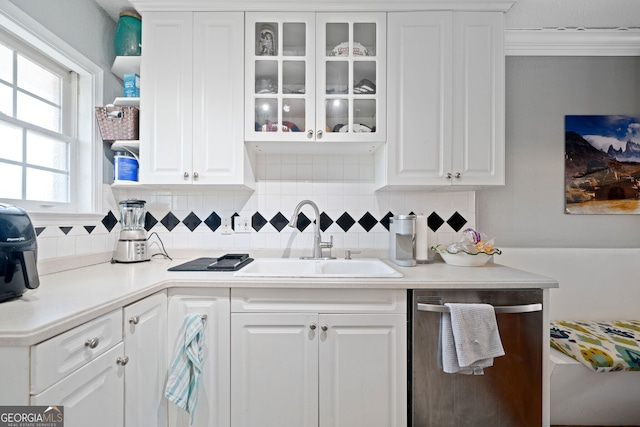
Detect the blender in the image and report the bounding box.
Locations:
[113,199,150,263]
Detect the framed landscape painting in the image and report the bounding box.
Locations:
[565,115,640,214]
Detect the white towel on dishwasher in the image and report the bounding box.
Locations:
[165,313,205,423]
[439,303,505,375]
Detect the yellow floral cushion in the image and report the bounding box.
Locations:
[550,320,640,372]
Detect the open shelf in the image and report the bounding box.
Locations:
[111,56,140,80]
[112,97,140,107]
[110,140,139,156]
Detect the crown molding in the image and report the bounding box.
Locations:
[129,0,518,13]
[505,29,640,56]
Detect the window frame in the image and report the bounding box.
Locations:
[0,0,104,226]
[0,30,78,207]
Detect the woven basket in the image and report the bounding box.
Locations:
[95,105,139,141]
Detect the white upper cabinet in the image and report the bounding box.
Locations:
[244,13,315,143]
[140,12,254,187]
[130,1,510,188]
[377,11,505,189]
[244,12,386,153]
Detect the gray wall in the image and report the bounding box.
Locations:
[9,0,121,102]
[477,56,640,247]
[8,0,122,184]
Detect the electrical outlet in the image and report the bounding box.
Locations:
[221,217,233,235]
[234,216,252,233]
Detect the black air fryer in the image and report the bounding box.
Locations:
[0,204,40,303]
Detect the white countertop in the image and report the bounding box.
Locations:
[0,254,557,346]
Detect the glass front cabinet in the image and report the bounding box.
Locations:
[245,12,386,146]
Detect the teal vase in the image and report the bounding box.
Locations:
[114,11,141,56]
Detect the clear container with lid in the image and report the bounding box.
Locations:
[119,199,146,231]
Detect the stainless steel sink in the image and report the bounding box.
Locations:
[233,258,402,278]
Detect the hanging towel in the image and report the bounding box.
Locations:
[439,303,505,375]
[165,313,205,423]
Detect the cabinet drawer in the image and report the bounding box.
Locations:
[30,309,123,394]
[31,343,125,427]
[231,288,406,314]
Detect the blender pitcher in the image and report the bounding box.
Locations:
[113,199,150,263]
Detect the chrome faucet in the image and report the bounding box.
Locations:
[288,200,334,259]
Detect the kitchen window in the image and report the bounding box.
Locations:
[0,3,103,221]
[0,32,76,206]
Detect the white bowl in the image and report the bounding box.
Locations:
[438,251,493,267]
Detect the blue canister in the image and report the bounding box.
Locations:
[114,151,139,182]
[114,11,142,56]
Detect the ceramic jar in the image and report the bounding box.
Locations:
[114,11,142,56]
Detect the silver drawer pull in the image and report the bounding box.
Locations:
[84,337,100,349]
[116,356,129,366]
[129,316,140,325]
[321,325,328,331]
[310,323,317,330]
[417,303,542,314]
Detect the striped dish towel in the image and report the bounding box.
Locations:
[165,313,205,423]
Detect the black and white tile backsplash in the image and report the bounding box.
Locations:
[34,155,476,260]
[37,208,470,237]
[34,191,476,260]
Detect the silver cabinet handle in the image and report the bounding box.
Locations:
[307,130,314,139]
[193,172,199,180]
[321,325,328,331]
[116,356,129,366]
[417,303,542,314]
[454,172,461,178]
[445,173,452,179]
[84,338,99,349]
[129,316,140,325]
[317,130,323,139]
[310,323,317,330]
[183,172,189,179]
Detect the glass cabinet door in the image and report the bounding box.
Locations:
[316,13,386,143]
[245,12,385,145]
[245,13,315,142]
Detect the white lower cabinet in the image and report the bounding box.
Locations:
[27,309,125,427]
[230,289,407,427]
[318,314,406,427]
[10,292,167,427]
[167,288,231,427]
[123,291,168,427]
[232,313,319,427]
[2,287,406,427]
[31,343,125,427]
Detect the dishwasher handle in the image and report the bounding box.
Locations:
[417,302,542,314]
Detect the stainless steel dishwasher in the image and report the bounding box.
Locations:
[409,289,543,427]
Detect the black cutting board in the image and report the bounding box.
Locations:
[168,254,253,272]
